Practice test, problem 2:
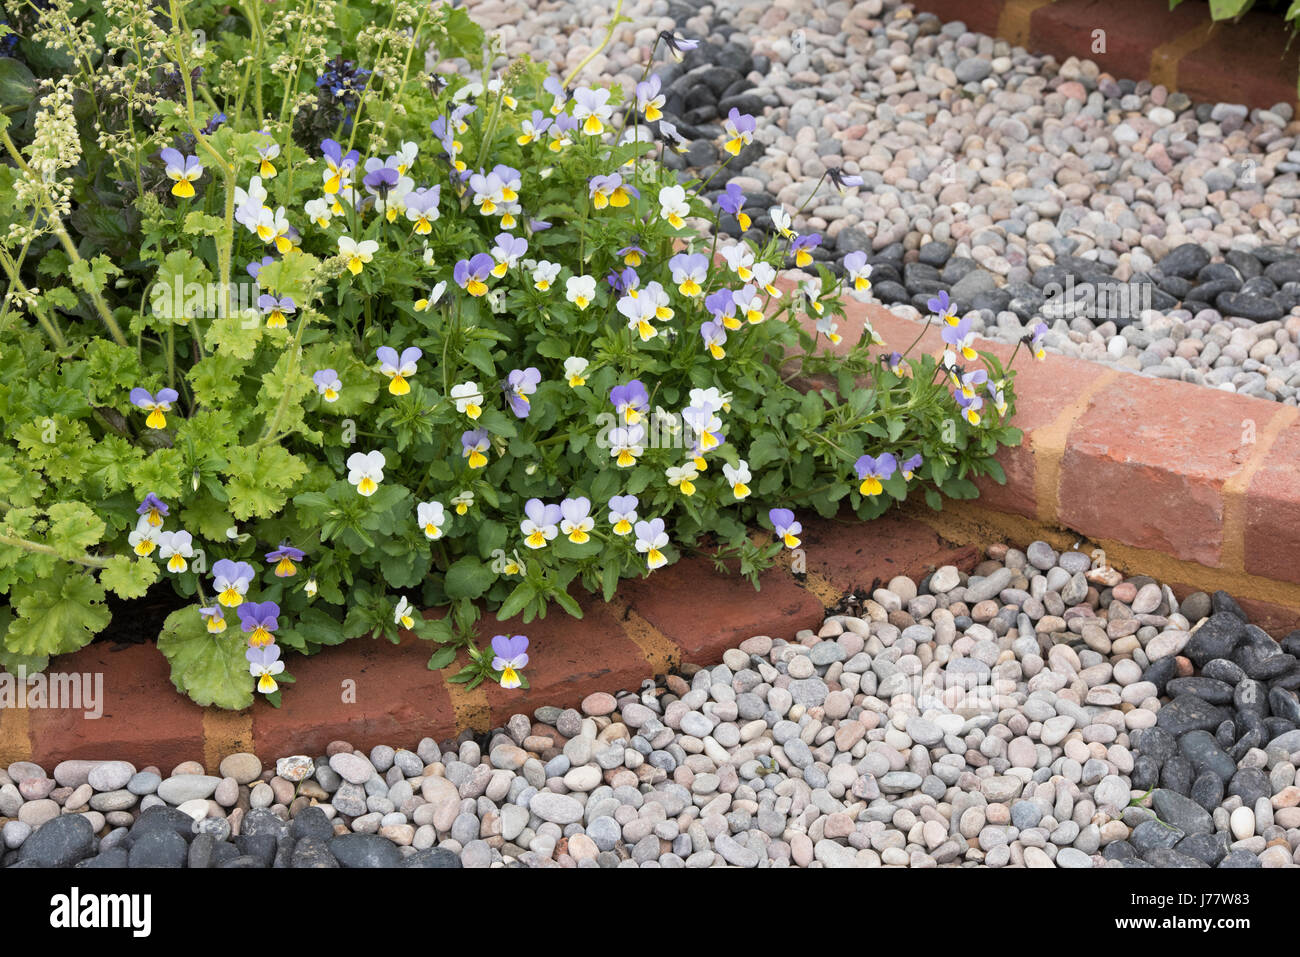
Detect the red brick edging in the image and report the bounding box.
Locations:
[909,0,1300,112]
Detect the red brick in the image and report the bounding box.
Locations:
[910,0,1006,37]
[252,632,455,759]
[1057,377,1274,567]
[477,592,652,725]
[620,552,824,665]
[800,510,980,594]
[26,642,204,771]
[1177,12,1300,111]
[1244,421,1300,585]
[1029,0,1212,83]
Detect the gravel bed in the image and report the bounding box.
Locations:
[4,541,1299,868]
[451,0,1300,402]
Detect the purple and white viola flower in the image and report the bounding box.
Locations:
[520,499,561,549]
[238,600,280,648]
[159,147,203,198]
[266,543,305,578]
[130,387,179,430]
[247,643,285,694]
[212,558,256,607]
[376,346,422,395]
[768,508,802,549]
[505,367,541,418]
[491,634,530,689]
[313,369,341,402]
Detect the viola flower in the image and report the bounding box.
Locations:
[566,274,597,310]
[128,516,160,557]
[234,177,268,231]
[827,167,864,193]
[491,232,527,276]
[304,578,318,598]
[405,187,441,234]
[130,387,179,430]
[394,596,417,630]
[769,509,802,549]
[417,501,446,540]
[391,141,418,175]
[153,530,191,573]
[451,382,483,419]
[770,206,795,239]
[137,493,169,528]
[666,463,699,496]
[266,543,305,578]
[256,140,280,179]
[718,182,751,230]
[609,423,646,468]
[955,367,988,399]
[548,112,577,152]
[682,405,724,454]
[313,369,342,402]
[928,289,957,324]
[887,352,904,375]
[589,173,638,210]
[1025,321,1048,360]
[320,138,360,194]
[817,314,841,345]
[543,75,569,114]
[634,518,670,570]
[723,460,752,499]
[517,110,553,145]
[556,496,594,544]
[791,233,821,268]
[610,380,649,425]
[338,236,378,275]
[720,243,755,281]
[200,606,227,634]
[955,389,983,426]
[752,261,781,298]
[658,31,699,62]
[616,244,645,267]
[304,197,333,228]
[691,387,729,414]
[700,320,728,360]
[900,454,924,481]
[607,266,638,296]
[854,453,897,497]
[247,643,285,695]
[521,498,561,549]
[505,367,541,418]
[491,635,530,689]
[722,108,756,156]
[414,281,447,312]
[490,548,524,576]
[451,491,474,515]
[732,285,765,324]
[238,600,280,648]
[643,280,674,321]
[941,316,978,363]
[377,346,422,395]
[705,288,739,331]
[572,87,613,136]
[346,450,386,496]
[531,260,561,291]
[619,293,659,342]
[462,430,490,468]
[668,252,709,297]
[212,559,256,607]
[658,185,690,229]
[468,169,505,215]
[564,357,589,388]
[989,380,1009,416]
[608,494,638,535]
[159,148,203,198]
[455,253,495,296]
[257,294,295,330]
[247,255,275,280]
[844,251,873,292]
[658,120,690,154]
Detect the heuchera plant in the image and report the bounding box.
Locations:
[0,0,1027,708]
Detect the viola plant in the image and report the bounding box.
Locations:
[0,0,1026,709]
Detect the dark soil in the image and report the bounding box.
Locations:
[98,581,192,649]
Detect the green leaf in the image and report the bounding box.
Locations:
[0,57,35,107]
[5,567,111,657]
[100,555,160,599]
[426,645,458,670]
[156,605,254,710]
[444,555,495,600]
[46,502,106,560]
